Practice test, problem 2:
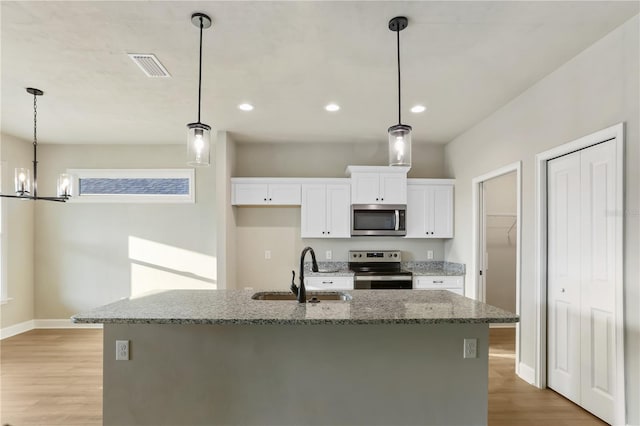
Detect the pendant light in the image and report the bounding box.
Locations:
[0,88,70,202]
[388,16,411,167]
[186,12,212,167]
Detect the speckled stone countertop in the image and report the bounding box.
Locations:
[404,261,465,276]
[304,262,353,277]
[71,289,517,325]
[303,261,465,277]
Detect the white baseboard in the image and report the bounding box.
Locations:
[0,320,35,339]
[1,318,102,339]
[489,323,516,328]
[517,362,536,385]
[33,319,103,329]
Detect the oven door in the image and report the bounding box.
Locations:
[351,204,406,236]
[354,275,413,289]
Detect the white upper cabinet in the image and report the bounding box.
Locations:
[346,166,409,205]
[301,182,350,238]
[232,178,301,205]
[405,180,454,238]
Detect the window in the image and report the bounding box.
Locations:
[68,169,195,203]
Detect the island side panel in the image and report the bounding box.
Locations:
[104,323,489,426]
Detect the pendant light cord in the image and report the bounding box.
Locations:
[33,91,38,197]
[197,16,204,123]
[396,28,402,125]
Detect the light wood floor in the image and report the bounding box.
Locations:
[0,328,608,426]
[488,328,606,426]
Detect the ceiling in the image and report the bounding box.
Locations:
[1,1,638,146]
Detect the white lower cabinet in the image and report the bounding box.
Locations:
[304,276,354,291]
[301,183,350,238]
[413,276,464,296]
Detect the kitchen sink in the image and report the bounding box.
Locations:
[251,291,352,301]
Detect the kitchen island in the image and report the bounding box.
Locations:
[73,289,517,426]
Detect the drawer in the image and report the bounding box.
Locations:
[413,276,463,290]
[304,276,354,291]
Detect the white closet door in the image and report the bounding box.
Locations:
[547,138,617,425]
[547,152,582,403]
[579,140,616,423]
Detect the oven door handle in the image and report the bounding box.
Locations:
[395,210,399,231]
[355,275,412,281]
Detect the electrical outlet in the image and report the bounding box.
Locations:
[325,250,332,260]
[116,340,129,361]
[427,250,434,260]
[463,338,477,359]
[264,250,271,260]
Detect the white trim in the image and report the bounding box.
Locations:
[489,323,516,329]
[0,161,8,301]
[517,362,536,385]
[0,297,14,305]
[34,319,103,329]
[534,122,625,424]
[0,320,34,339]
[67,168,195,203]
[407,178,456,185]
[0,319,103,339]
[471,161,522,378]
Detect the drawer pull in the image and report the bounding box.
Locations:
[433,280,444,284]
[322,281,333,284]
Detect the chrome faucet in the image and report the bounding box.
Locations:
[290,246,319,303]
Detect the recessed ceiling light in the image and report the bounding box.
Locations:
[325,103,340,112]
[411,105,426,113]
[238,103,254,111]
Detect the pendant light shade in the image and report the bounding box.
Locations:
[388,16,412,167]
[186,12,212,167]
[14,167,31,195]
[388,124,412,167]
[187,122,212,166]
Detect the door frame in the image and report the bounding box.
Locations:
[534,122,625,424]
[471,161,522,376]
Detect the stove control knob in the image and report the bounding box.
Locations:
[394,253,398,257]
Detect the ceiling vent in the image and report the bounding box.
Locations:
[128,54,171,78]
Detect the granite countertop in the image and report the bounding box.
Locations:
[303,261,465,277]
[304,262,353,277]
[403,261,465,276]
[71,289,517,325]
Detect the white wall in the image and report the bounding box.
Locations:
[33,143,216,318]
[0,134,35,328]
[215,132,237,289]
[443,16,639,424]
[233,141,448,290]
[484,172,517,313]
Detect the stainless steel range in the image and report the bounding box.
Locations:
[349,250,413,289]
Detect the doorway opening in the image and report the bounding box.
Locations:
[472,162,522,377]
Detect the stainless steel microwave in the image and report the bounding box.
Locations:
[351,204,406,236]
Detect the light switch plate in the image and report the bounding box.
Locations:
[325,250,332,260]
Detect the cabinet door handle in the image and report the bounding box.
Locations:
[322,231,325,234]
[327,231,330,234]
[264,198,267,201]
[381,198,384,201]
[269,198,272,201]
[376,198,379,201]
